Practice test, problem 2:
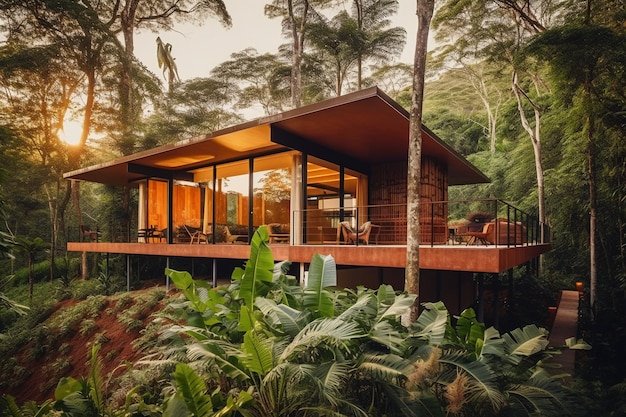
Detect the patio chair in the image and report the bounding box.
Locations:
[340,221,374,245]
[268,223,290,243]
[224,225,248,244]
[465,222,494,246]
[80,224,101,242]
[183,224,212,244]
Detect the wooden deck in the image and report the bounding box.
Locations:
[548,290,580,379]
[67,241,551,273]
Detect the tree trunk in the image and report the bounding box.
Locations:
[405,0,435,323]
[512,72,546,230]
[289,0,305,108]
[587,113,597,309]
[119,0,139,154]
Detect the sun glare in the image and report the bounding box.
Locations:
[59,118,83,146]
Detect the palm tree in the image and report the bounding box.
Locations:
[11,236,48,304]
[349,0,407,89]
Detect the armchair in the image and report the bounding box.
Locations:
[339,221,375,245]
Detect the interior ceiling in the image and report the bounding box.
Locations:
[64,87,489,187]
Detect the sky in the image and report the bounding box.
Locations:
[133,1,419,82]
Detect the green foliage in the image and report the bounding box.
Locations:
[0,394,53,417]
[154,227,576,416]
[9,258,70,287]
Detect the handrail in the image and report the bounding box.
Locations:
[68,198,550,248]
[294,198,550,247]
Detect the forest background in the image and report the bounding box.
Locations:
[0,0,625,409]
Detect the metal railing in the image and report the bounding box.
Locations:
[68,199,550,248]
[293,199,550,247]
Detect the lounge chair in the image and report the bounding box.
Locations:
[339,221,375,245]
[183,224,212,244]
[224,225,248,244]
[465,222,494,245]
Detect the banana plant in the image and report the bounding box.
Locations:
[159,225,578,417]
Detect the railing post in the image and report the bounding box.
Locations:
[430,202,434,247]
[495,199,500,247]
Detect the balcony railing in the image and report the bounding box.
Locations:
[293,199,550,247]
[68,199,550,248]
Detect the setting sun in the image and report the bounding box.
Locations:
[58,118,83,146]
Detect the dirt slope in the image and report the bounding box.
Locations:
[1,285,172,405]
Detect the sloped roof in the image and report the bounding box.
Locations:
[64,86,489,186]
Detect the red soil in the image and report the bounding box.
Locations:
[2,285,171,405]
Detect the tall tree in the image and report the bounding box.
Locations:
[527,23,626,309]
[0,0,122,279]
[141,76,242,145]
[114,0,231,155]
[308,10,361,95]
[210,48,291,115]
[0,41,91,279]
[431,0,563,239]
[405,0,435,321]
[348,0,406,89]
[265,0,331,108]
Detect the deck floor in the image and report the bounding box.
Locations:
[547,290,580,380]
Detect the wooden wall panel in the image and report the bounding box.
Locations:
[369,157,448,244]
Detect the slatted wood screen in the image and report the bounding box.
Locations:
[369,157,448,244]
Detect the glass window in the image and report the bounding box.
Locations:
[170,180,202,243]
[213,160,250,242]
[253,153,293,230]
[148,179,168,231]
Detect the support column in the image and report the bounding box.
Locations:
[477,273,485,323]
[493,274,500,329]
[212,259,217,287]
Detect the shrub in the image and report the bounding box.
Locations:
[10,258,70,287]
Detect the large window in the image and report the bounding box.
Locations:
[304,157,364,243]
[216,160,250,226]
[140,151,364,244]
[147,180,168,231]
[253,153,293,227]
[172,181,202,229]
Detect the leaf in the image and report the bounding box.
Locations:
[410,302,449,346]
[505,370,575,416]
[502,324,549,364]
[280,318,364,361]
[370,321,406,354]
[166,268,193,290]
[358,353,414,380]
[171,363,214,417]
[439,350,505,411]
[239,226,274,309]
[565,337,592,350]
[455,308,485,350]
[378,292,417,322]
[478,326,504,358]
[255,297,309,336]
[241,330,275,377]
[303,254,337,317]
[163,392,192,417]
[336,292,377,322]
[186,343,250,382]
[54,377,83,401]
[238,305,254,332]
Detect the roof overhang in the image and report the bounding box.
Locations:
[64,86,489,186]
